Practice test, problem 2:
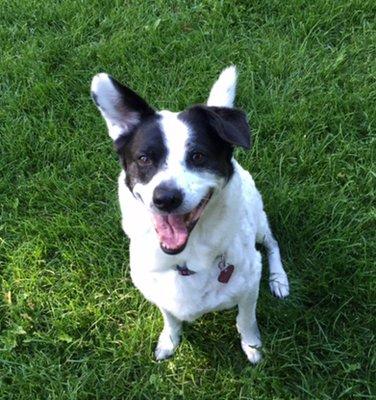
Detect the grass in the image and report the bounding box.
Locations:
[0,0,375,398]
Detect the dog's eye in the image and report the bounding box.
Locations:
[191,152,206,165]
[137,155,152,167]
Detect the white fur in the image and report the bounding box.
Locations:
[96,67,290,364]
[119,158,289,363]
[121,161,262,319]
[207,65,237,107]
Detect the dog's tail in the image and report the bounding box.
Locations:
[207,66,237,108]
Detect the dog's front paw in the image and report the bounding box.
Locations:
[155,331,180,361]
[269,272,289,298]
[241,341,262,364]
[155,346,175,361]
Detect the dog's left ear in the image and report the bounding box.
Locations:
[208,106,251,149]
[90,73,155,141]
[187,105,251,149]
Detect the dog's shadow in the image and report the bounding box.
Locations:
[175,310,252,372]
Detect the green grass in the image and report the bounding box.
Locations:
[0,0,375,398]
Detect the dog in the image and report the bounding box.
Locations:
[90,66,289,363]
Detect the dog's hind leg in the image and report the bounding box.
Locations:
[256,212,290,298]
[155,308,182,361]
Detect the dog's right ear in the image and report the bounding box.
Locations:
[90,73,155,141]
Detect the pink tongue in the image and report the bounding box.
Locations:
[154,214,189,250]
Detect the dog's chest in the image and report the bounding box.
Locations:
[130,251,252,321]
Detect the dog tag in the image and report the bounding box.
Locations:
[218,264,234,283]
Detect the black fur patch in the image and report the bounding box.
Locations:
[109,76,155,120]
[178,106,240,180]
[115,115,167,192]
[206,106,251,149]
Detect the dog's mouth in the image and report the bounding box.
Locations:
[153,191,213,255]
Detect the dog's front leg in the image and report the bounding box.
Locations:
[155,308,182,361]
[236,290,262,364]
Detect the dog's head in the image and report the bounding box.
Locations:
[91,67,251,255]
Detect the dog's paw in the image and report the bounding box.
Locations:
[241,341,262,364]
[155,346,175,361]
[269,272,289,298]
[155,331,180,361]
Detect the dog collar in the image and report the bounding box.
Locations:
[175,254,234,283]
[176,264,196,276]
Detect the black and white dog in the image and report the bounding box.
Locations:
[91,67,289,363]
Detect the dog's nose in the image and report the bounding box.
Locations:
[153,184,183,212]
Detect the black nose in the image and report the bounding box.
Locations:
[153,184,183,212]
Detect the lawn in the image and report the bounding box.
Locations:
[0,0,375,398]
